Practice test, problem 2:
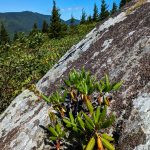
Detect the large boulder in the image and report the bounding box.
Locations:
[1,1,150,149]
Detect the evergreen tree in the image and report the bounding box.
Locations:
[87,15,93,23]
[99,0,110,21]
[80,9,86,24]
[49,0,62,38]
[42,20,49,33]
[69,15,78,35]
[119,0,126,8]
[33,23,38,31]
[61,23,68,36]
[13,32,19,41]
[29,23,38,36]
[70,15,75,27]
[93,3,99,22]
[111,2,118,15]
[0,23,10,44]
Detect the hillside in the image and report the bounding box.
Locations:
[0,11,80,36]
[0,0,150,150]
[65,19,80,25]
[0,11,51,35]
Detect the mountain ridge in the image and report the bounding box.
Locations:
[0,11,80,36]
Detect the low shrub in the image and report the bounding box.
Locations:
[34,68,123,150]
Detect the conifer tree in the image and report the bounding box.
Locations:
[49,0,62,38]
[69,15,78,35]
[29,23,38,36]
[87,15,92,23]
[119,0,126,8]
[99,0,109,21]
[80,9,86,24]
[42,20,49,33]
[111,2,118,15]
[13,32,19,41]
[61,22,68,36]
[93,3,99,22]
[0,23,10,44]
[33,23,38,31]
[70,15,75,27]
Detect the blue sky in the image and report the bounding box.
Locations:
[0,0,120,20]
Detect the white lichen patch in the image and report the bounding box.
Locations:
[98,12,127,32]
[91,52,99,59]
[129,31,136,36]
[0,89,49,149]
[107,58,112,65]
[133,93,150,150]
[101,39,113,52]
[124,31,136,40]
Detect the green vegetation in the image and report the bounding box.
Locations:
[42,20,49,33]
[93,3,99,22]
[0,23,10,44]
[49,0,63,38]
[80,9,87,24]
[111,2,118,15]
[100,0,110,21]
[36,69,123,150]
[0,0,132,113]
[0,23,96,113]
[120,0,132,8]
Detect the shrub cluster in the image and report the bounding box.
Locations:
[35,68,123,150]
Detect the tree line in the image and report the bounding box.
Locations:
[0,0,131,44]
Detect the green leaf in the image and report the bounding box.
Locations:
[72,126,79,132]
[100,106,107,122]
[95,106,101,124]
[77,116,85,130]
[83,112,95,128]
[48,126,58,137]
[64,79,71,87]
[63,118,76,127]
[102,133,114,141]
[55,123,62,135]
[86,100,94,115]
[41,94,50,103]
[69,111,75,124]
[50,136,58,141]
[101,137,115,150]
[105,74,111,92]
[112,81,123,91]
[85,120,94,131]
[85,136,96,150]
[101,114,115,129]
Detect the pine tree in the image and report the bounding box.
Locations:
[0,23,10,44]
[33,23,38,31]
[42,20,48,33]
[93,3,99,22]
[13,32,19,41]
[70,15,75,27]
[61,23,68,36]
[119,0,126,8]
[87,15,92,23]
[50,0,62,38]
[80,9,86,24]
[69,15,78,35]
[99,0,110,21]
[111,2,118,15]
[29,23,38,36]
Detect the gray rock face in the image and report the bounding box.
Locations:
[0,1,150,149]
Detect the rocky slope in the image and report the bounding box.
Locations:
[0,0,150,150]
